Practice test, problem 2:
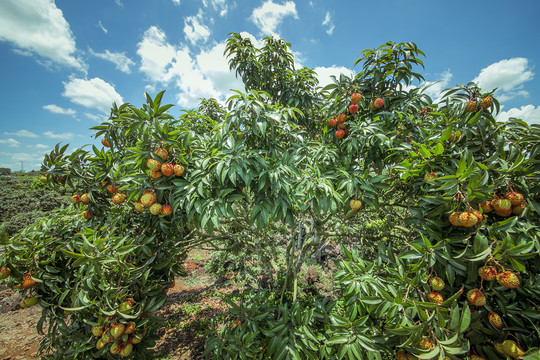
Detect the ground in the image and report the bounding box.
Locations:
[0,250,235,360]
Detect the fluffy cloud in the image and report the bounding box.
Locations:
[421,70,453,102]
[172,0,180,4]
[98,20,108,34]
[91,49,135,74]
[4,130,38,138]
[137,26,178,83]
[473,58,534,101]
[202,0,232,16]
[0,0,86,71]
[314,65,356,89]
[322,12,334,35]
[63,78,123,114]
[43,104,76,116]
[137,26,244,108]
[497,105,540,125]
[183,10,211,45]
[43,131,76,140]
[251,0,298,36]
[0,138,21,148]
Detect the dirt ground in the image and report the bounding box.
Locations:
[0,250,233,360]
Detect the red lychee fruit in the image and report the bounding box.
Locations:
[134,202,144,212]
[512,203,525,215]
[471,209,483,223]
[424,172,437,181]
[348,104,359,114]
[120,343,133,357]
[419,338,434,350]
[92,325,104,337]
[83,211,93,219]
[467,289,486,306]
[155,148,168,161]
[101,137,111,147]
[161,163,174,176]
[336,113,347,124]
[506,192,524,206]
[70,194,80,204]
[123,322,136,335]
[337,122,347,130]
[351,92,362,105]
[107,184,117,194]
[497,271,520,289]
[160,204,173,216]
[465,100,477,113]
[21,273,38,289]
[460,211,478,227]
[371,98,384,110]
[427,292,444,304]
[174,164,185,176]
[111,193,126,205]
[0,267,11,280]
[491,198,512,213]
[146,159,161,171]
[479,201,493,213]
[488,312,502,328]
[478,266,498,281]
[328,117,338,127]
[478,96,493,110]
[151,170,162,179]
[350,199,362,210]
[449,211,463,226]
[502,339,525,358]
[335,129,345,139]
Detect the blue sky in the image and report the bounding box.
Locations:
[1,0,539,171]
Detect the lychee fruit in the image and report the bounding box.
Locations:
[155,148,168,161]
[512,203,525,215]
[149,203,162,215]
[161,163,174,176]
[140,193,156,207]
[350,199,362,210]
[151,170,162,179]
[371,98,384,110]
[336,113,347,124]
[427,292,444,304]
[146,159,161,171]
[471,209,483,223]
[460,211,478,227]
[479,201,493,213]
[349,104,359,114]
[492,198,513,213]
[111,193,126,205]
[70,194,80,204]
[80,193,90,205]
[20,296,39,308]
[134,202,144,212]
[328,117,338,127]
[337,122,347,130]
[506,192,524,206]
[0,267,11,280]
[335,129,345,140]
[424,172,437,181]
[419,337,434,350]
[497,271,520,289]
[101,137,111,147]
[92,326,105,337]
[83,211,93,219]
[478,266,497,281]
[120,343,133,357]
[107,184,117,194]
[465,100,477,113]
[429,277,445,291]
[160,204,173,216]
[449,211,463,226]
[174,164,185,176]
[21,273,38,289]
[488,312,502,328]
[478,96,493,110]
[351,93,362,105]
[467,289,486,306]
[502,339,524,359]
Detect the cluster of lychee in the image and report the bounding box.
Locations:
[70,185,127,220]
[1,268,40,309]
[480,191,526,217]
[464,96,494,113]
[93,299,142,357]
[145,148,185,179]
[134,189,172,216]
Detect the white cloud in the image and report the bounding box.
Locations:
[0,0,86,72]
[497,105,540,125]
[172,0,180,4]
[322,12,334,35]
[3,130,38,138]
[115,0,123,6]
[43,131,76,140]
[250,0,298,36]
[35,144,49,149]
[85,112,107,122]
[137,26,178,83]
[473,58,534,101]
[63,77,123,114]
[43,104,76,116]
[91,49,135,74]
[137,26,245,108]
[314,65,356,89]
[98,20,108,34]
[0,138,21,148]
[421,70,453,102]
[202,0,232,16]
[183,9,211,45]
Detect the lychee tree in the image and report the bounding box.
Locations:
[0,34,539,360]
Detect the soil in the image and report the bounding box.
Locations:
[0,250,235,360]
